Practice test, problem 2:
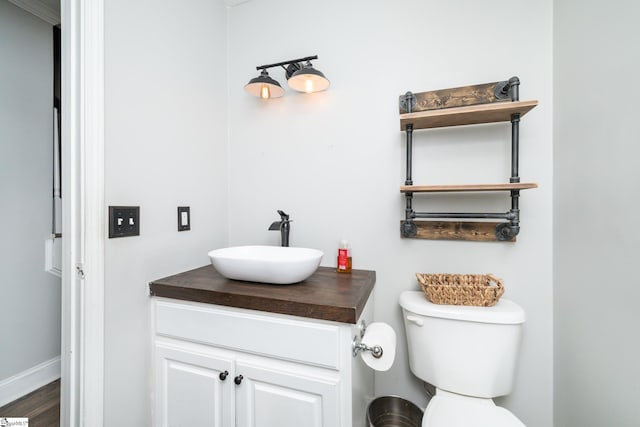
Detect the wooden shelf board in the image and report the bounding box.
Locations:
[401,220,516,242]
[400,182,538,193]
[400,100,538,130]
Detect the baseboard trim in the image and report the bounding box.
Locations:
[0,356,61,407]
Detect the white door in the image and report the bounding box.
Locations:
[156,344,233,427]
[235,358,341,427]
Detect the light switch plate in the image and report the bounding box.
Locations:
[178,206,190,231]
[109,206,140,238]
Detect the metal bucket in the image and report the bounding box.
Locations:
[366,395,424,427]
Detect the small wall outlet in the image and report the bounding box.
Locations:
[178,206,190,231]
[109,206,140,238]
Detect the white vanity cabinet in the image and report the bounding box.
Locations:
[152,297,373,427]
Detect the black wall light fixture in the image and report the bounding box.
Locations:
[244,55,330,99]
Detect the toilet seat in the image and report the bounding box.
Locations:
[423,394,526,427]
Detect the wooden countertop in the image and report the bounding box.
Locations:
[149,265,376,324]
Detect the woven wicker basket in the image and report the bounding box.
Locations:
[416,273,504,307]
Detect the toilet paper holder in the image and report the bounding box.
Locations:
[352,320,384,359]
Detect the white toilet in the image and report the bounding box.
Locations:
[399,291,526,427]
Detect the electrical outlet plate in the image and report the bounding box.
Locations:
[178,206,190,231]
[109,206,140,238]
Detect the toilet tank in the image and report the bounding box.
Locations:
[399,291,525,398]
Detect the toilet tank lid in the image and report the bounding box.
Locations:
[399,291,526,324]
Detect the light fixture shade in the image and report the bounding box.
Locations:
[244,70,285,99]
[287,62,330,93]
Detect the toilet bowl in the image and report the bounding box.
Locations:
[399,291,526,427]
[423,390,525,427]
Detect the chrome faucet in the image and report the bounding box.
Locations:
[268,210,291,247]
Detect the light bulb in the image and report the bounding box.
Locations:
[305,79,314,93]
[260,85,270,99]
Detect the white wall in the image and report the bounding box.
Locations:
[554,1,640,425]
[103,0,229,424]
[227,0,554,425]
[0,0,61,398]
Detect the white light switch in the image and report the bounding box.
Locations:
[129,217,135,225]
[177,206,190,231]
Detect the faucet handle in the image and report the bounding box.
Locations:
[277,210,290,221]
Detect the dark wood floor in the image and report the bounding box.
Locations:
[0,379,60,427]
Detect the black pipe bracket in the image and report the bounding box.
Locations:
[399,92,417,114]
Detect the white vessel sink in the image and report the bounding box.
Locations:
[208,246,324,285]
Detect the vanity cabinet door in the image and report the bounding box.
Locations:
[234,358,341,427]
[155,344,234,427]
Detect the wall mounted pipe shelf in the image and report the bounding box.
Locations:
[400,183,538,193]
[399,100,538,130]
[399,77,538,242]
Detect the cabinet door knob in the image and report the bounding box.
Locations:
[219,371,228,381]
[234,375,243,385]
